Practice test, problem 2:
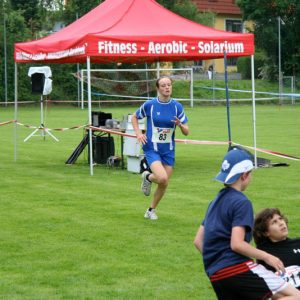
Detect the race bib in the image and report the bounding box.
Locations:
[152,127,174,143]
[276,265,300,288]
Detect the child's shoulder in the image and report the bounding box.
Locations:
[221,188,251,208]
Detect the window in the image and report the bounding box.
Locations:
[225,19,243,66]
[194,60,203,67]
[193,60,204,73]
[226,19,242,33]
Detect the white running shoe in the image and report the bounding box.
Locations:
[141,171,152,196]
[144,209,158,220]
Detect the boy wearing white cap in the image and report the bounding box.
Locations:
[194,148,300,299]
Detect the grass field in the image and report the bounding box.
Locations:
[1,103,300,299]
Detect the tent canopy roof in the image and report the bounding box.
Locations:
[14,0,254,64]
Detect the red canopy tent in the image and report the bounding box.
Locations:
[14,0,257,174]
[14,0,254,63]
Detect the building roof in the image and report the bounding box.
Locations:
[192,0,241,15]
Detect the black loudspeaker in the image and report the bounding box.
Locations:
[89,136,115,164]
[31,73,45,94]
[92,111,112,127]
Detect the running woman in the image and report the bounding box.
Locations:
[131,76,189,220]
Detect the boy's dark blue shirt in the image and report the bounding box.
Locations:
[202,187,254,276]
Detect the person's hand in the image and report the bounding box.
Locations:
[172,116,182,127]
[136,132,147,145]
[263,253,285,273]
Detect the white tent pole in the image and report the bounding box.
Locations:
[156,62,160,98]
[223,51,232,146]
[77,63,80,108]
[14,63,18,161]
[190,67,194,108]
[81,69,84,109]
[87,57,94,175]
[251,55,257,168]
[4,15,8,106]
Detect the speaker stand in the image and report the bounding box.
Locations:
[24,95,59,142]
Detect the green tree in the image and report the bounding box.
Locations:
[237,0,300,80]
[63,0,102,25]
[10,0,42,37]
[0,1,33,101]
[158,0,214,26]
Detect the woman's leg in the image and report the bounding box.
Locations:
[148,162,173,209]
